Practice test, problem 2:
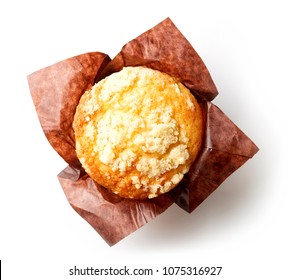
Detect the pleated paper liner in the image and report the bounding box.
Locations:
[28,18,258,245]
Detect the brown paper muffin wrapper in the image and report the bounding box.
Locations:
[28,18,258,246]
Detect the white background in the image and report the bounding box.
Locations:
[0,0,289,279]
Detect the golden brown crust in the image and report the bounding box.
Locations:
[73,66,203,199]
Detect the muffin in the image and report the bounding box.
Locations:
[73,66,203,199]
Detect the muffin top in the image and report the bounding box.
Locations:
[73,66,203,199]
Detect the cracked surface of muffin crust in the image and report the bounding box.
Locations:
[73,66,203,199]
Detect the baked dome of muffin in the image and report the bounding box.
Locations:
[73,66,203,199]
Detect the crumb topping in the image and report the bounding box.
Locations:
[74,66,202,199]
